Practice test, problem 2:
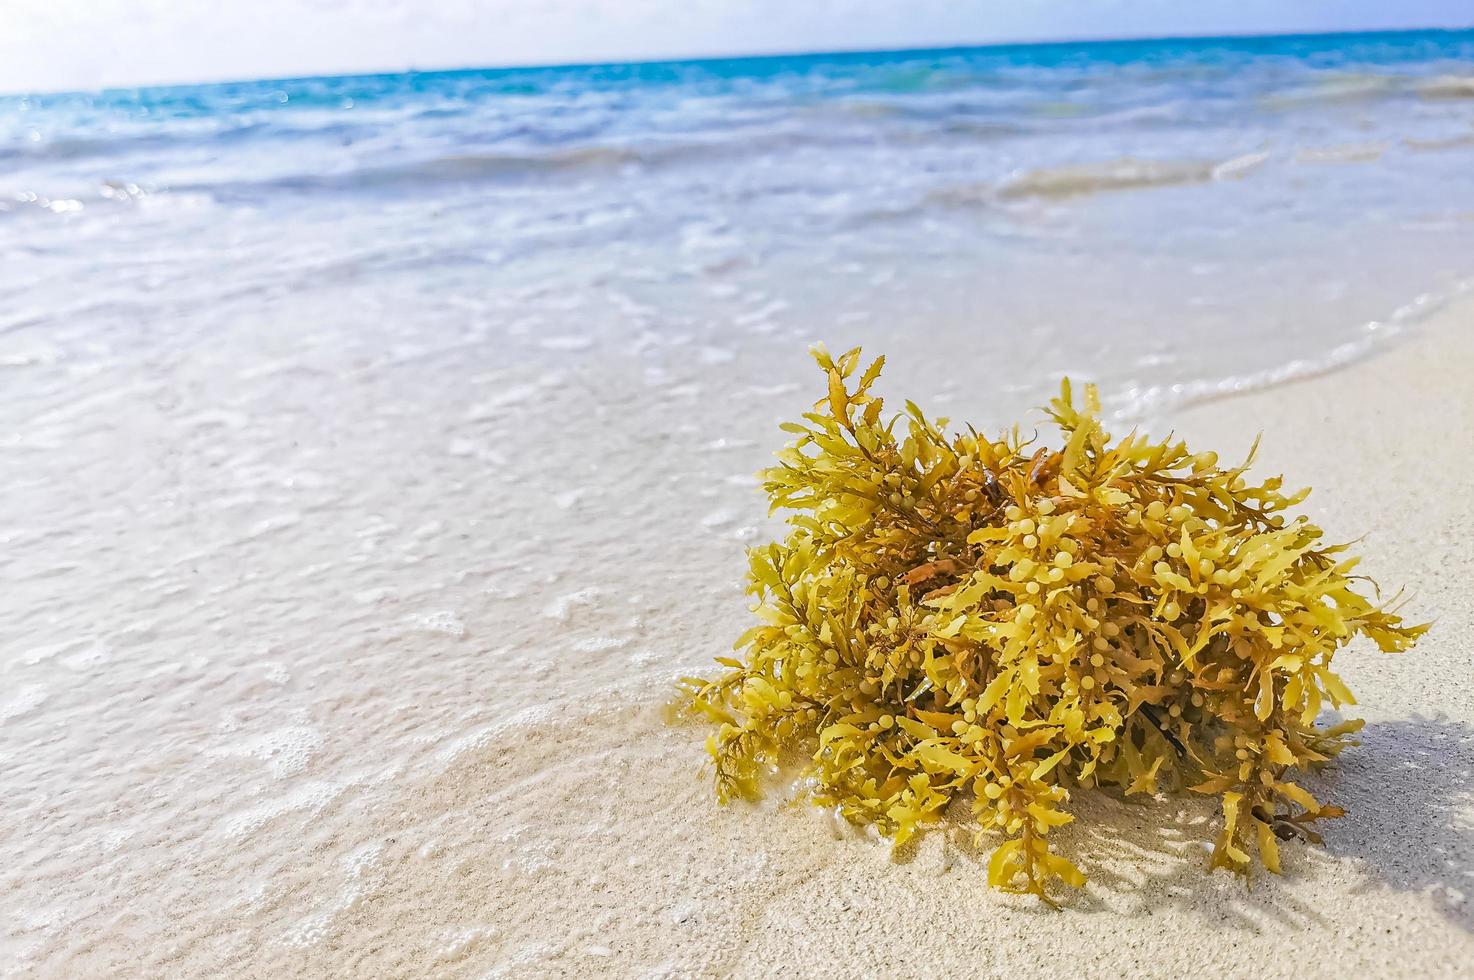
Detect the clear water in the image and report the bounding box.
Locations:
[3,29,1474,973]
[4,29,1474,417]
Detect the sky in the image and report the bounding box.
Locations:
[4,0,1472,93]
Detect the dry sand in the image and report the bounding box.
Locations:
[4,299,1472,978]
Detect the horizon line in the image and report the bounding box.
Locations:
[10,22,1473,99]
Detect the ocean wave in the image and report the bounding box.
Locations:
[353,145,651,182]
[1403,131,1474,152]
[816,95,1212,142]
[1293,141,1388,164]
[0,131,175,164]
[172,120,1034,198]
[922,181,994,208]
[1416,75,1474,99]
[1259,72,1474,110]
[1209,150,1271,180]
[1079,101,1196,128]
[177,144,667,197]
[994,156,1217,200]
[920,150,1271,209]
[0,193,91,219]
[814,95,1206,137]
[929,119,1032,142]
[825,99,913,119]
[1259,72,1405,110]
[0,119,369,167]
[819,99,1033,133]
[175,129,867,197]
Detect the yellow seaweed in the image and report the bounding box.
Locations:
[678,346,1426,900]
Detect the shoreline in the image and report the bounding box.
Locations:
[1120,275,1474,425]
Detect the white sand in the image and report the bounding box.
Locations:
[3,298,1472,977]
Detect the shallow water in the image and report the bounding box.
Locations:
[6,30,1474,416]
[2,28,1474,973]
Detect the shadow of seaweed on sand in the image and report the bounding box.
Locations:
[909,794,1309,927]
[1064,793,1325,930]
[1057,716,1474,929]
[1322,716,1474,929]
[702,713,1474,930]
[903,716,1474,929]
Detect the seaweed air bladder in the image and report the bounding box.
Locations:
[679,345,1426,902]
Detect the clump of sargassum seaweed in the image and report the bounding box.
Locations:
[677,346,1426,902]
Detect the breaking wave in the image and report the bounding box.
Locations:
[986,151,1270,201]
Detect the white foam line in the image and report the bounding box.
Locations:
[1112,274,1474,427]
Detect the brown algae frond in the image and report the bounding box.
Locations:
[679,346,1426,901]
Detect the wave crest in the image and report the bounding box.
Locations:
[995,157,1218,200]
[1417,75,1474,100]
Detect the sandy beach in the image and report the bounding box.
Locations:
[6,294,1466,978]
[283,301,1474,979]
[5,31,1474,979]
